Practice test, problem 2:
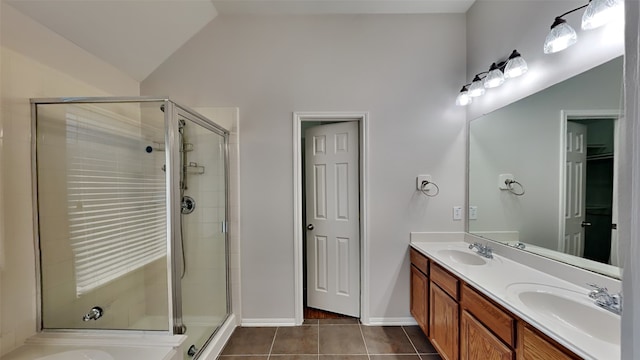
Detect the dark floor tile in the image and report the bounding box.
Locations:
[418,355,442,360]
[303,319,320,325]
[218,357,269,360]
[270,356,319,360]
[271,326,319,354]
[221,327,277,355]
[370,356,421,360]
[361,327,416,354]
[319,318,359,325]
[402,326,437,354]
[319,325,367,354]
[320,356,369,360]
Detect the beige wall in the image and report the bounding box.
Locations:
[142,14,468,322]
[0,2,139,355]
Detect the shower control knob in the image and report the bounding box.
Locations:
[307,224,314,231]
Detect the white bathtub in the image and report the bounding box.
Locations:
[1,345,176,360]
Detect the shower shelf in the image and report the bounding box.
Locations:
[161,162,205,174]
[186,162,205,174]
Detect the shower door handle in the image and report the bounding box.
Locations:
[307,224,314,231]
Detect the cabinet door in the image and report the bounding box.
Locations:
[410,265,429,335]
[430,283,459,360]
[460,310,513,360]
[517,324,578,360]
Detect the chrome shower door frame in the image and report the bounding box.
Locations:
[170,102,231,346]
[29,97,230,340]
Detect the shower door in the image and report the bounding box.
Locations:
[34,100,170,331]
[173,108,229,357]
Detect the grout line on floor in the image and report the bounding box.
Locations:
[401,325,421,358]
[266,327,279,360]
[358,322,371,360]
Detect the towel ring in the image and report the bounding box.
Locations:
[420,180,440,197]
[505,179,525,196]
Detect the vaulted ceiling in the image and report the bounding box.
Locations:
[6,0,476,81]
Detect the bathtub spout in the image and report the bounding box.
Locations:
[82,306,103,321]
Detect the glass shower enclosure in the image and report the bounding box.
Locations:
[31,97,229,358]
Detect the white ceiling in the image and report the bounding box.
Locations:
[7,0,476,82]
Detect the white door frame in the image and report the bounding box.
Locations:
[558,109,621,251]
[293,111,369,325]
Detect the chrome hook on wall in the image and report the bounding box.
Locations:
[498,174,525,196]
[504,179,525,196]
[419,180,440,197]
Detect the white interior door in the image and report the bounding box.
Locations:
[305,121,360,317]
[610,118,621,266]
[564,121,587,256]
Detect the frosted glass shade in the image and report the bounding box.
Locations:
[484,67,505,88]
[456,90,472,106]
[504,55,528,78]
[468,77,486,97]
[582,0,624,30]
[544,19,577,54]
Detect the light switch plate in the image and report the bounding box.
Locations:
[469,206,478,220]
[453,206,463,220]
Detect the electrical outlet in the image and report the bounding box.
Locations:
[416,175,431,190]
[453,206,463,220]
[469,206,478,220]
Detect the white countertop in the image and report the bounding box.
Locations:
[410,240,621,360]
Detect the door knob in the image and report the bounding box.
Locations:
[581,221,592,227]
[307,224,314,230]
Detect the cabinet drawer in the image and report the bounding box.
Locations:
[460,284,515,347]
[518,323,580,360]
[410,248,429,275]
[430,262,459,299]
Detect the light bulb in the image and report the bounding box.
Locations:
[582,0,624,30]
[455,86,472,106]
[484,63,505,89]
[468,76,486,97]
[504,50,528,79]
[544,17,577,54]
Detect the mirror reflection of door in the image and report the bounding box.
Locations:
[564,117,618,265]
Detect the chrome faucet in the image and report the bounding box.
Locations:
[82,306,103,321]
[468,242,493,259]
[588,284,622,315]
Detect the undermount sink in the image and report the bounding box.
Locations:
[506,283,620,345]
[437,249,487,265]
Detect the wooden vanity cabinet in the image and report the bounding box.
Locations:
[409,248,581,360]
[410,249,429,334]
[517,323,581,360]
[429,262,460,360]
[460,284,515,360]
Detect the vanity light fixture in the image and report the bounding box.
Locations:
[455,50,528,106]
[582,0,623,30]
[484,63,505,89]
[455,86,473,106]
[544,0,623,54]
[468,75,486,97]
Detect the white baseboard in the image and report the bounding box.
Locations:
[241,318,297,327]
[366,317,418,326]
[199,314,237,360]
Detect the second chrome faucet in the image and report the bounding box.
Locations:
[469,242,493,259]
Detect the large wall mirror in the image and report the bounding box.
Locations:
[468,56,624,278]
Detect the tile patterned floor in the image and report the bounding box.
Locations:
[218,319,442,360]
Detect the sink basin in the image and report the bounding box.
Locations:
[506,283,620,345]
[437,249,487,265]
